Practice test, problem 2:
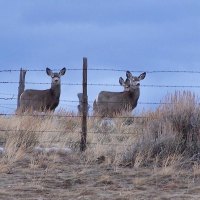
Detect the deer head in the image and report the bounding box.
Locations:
[46,67,66,86]
[119,71,146,91]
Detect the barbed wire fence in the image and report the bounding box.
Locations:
[0,58,200,151]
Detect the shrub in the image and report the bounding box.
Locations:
[122,91,200,167]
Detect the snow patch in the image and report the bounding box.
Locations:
[0,147,4,153]
[34,146,72,154]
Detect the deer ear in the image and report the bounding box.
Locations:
[119,77,125,86]
[126,71,132,79]
[77,93,83,103]
[138,72,146,80]
[46,68,53,76]
[59,68,66,76]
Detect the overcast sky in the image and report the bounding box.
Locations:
[0,0,200,114]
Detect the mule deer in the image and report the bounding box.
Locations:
[19,68,66,112]
[93,71,146,117]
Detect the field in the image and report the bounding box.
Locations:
[1,91,200,200]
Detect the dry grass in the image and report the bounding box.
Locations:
[0,91,200,199]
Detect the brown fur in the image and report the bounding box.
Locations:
[93,71,146,117]
[18,68,66,113]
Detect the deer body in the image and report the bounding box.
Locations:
[19,68,66,112]
[93,71,146,117]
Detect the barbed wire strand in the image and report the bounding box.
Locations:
[1,81,200,88]
[0,129,143,136]
[0,113,157,120]
[0,96,197,107]
[1,68,200,74]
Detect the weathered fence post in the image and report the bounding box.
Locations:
[80,57,88,152]
[17,68,27,109]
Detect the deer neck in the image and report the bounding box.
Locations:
[128,87,140,108]
[50,84,61,99]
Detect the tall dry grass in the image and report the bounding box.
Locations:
[0,91,200,172]
[122,91,200,168]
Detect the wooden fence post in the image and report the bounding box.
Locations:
[17,68,27,109]
[80,57,88,151]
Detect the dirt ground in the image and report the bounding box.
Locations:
[0,152,200,200]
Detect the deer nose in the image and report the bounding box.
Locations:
[137,83,140,86]
[54,78,59,83]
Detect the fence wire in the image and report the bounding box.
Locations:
[0,67,199,150]
[0,129,136,147]
[1,68,200,73]
[1,81,200,88]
